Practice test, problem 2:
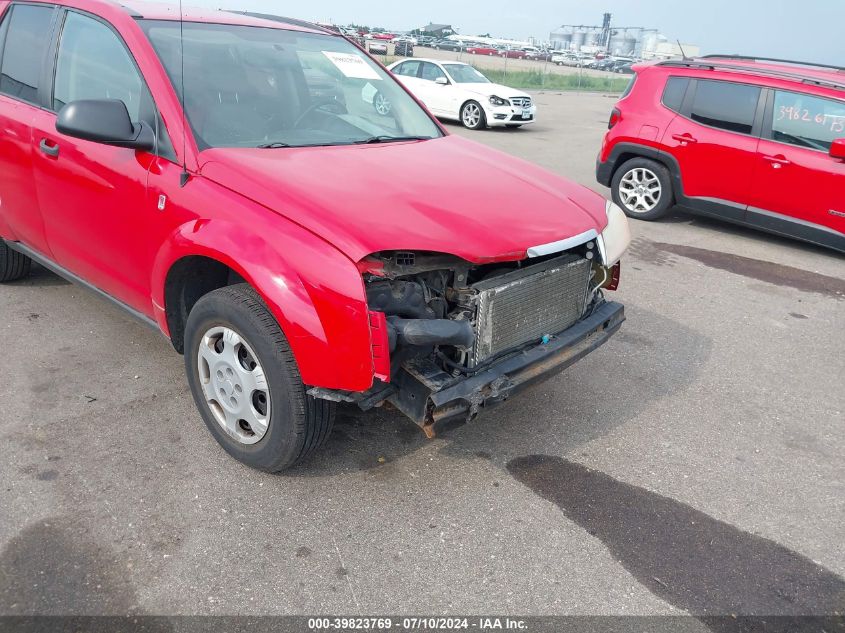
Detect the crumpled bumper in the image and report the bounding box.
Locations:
[388,300,625,437]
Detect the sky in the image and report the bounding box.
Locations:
[181,0,843,66]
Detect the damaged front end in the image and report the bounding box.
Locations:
[309,229,626,437]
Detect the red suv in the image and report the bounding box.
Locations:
[0,1,630,470]
[597,55,845,252]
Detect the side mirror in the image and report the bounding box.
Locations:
[435,76,449,85]
[56,99,155,151]
[830,138,845,160]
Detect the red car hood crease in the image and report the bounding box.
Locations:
[199,136,607,264]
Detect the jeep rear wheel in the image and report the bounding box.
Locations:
[184,284,334,472]
[0,240,32,282]
[611,157,673,221]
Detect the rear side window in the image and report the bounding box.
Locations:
[771,90,845,152]
[620,74,637,99]
[661,77,688,112]
[0,4,54,104]
[689,80,761,134]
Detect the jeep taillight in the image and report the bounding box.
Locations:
[608,108,621,129]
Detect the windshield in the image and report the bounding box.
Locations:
[443,64,490,84]
[141,21,442,149]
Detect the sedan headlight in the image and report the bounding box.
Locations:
[489,95,509,107]
[596,200,631,267]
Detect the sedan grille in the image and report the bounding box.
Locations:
[510,97,532,108]
[469,254,592,367]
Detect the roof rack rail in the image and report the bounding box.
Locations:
[701,54,844,73]
[657,59,845,92]
[223,10,332,34]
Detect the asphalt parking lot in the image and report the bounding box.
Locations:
[1,92,843,620]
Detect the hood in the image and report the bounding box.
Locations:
[199,135,607,264]
[462,83,530,100]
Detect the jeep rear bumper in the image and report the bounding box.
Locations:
[389,301,625,437]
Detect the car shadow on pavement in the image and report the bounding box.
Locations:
[0,516,173,630]
[289,305,712,477]
[506,456,845,630]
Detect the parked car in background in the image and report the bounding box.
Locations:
[394,40,414,57]
[552,52,581,67]
[467,45,499,56]
[597,55,845,252]
[433,39,467,52]
[614,62,635,74]
[499,48,527,59]
[0,1,629,471]
[389,59,537,129]
[367,41,388,55]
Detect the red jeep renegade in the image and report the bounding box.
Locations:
[0,1,630,470]
[597,55,845,253]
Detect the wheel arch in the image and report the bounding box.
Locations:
[151,218,375,392]
[606,142,683,203]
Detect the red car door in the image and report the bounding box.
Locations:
[30,9,172,313]
[0,3,57,253]
[661,78,764,221]
[748,88,845,240]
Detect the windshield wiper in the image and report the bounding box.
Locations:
[354,135,433,145]
[256,141,292,149]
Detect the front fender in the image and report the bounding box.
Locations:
[151,217,374,392]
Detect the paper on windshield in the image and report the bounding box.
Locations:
[322,51,381,80]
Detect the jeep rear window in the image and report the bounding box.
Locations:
[141,21,442,149]
[689,80,760,135]
[661,77,688,113]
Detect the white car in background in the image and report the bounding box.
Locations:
[386,59,537,130]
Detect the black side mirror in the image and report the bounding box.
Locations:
[56,99,155,152]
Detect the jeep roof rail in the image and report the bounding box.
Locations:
[657,59,845,92]
[223,10,332,34]
[701,54,845,73]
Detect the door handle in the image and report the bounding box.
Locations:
[763,154,790,169]
[39,139,60,157]
[671,133,697,145]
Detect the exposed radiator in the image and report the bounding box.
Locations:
[469,254,592,366]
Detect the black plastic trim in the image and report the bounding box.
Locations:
[416,301,626,433]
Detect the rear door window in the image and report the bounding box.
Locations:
[770,90,845,152]
[688,80,761,134]
[0,4,55,104]
[661,77,689,112]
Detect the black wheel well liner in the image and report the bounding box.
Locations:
[164,256,246,353]
[606,143,683,202]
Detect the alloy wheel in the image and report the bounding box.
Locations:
[374,92,392,116]
[618,167,662,213]
[196,326,271,445]
[462,103,482,129]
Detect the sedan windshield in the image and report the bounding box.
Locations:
[443,64,491,84]
[141,21,442,149]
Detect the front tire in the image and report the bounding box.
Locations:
[460,101,486,130]
[0,240,32,282]
[611,157,673,221]
[184,284,334,472]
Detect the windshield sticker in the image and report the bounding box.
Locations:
[322,51,382,80]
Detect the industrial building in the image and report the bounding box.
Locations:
[549,13,699,59]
